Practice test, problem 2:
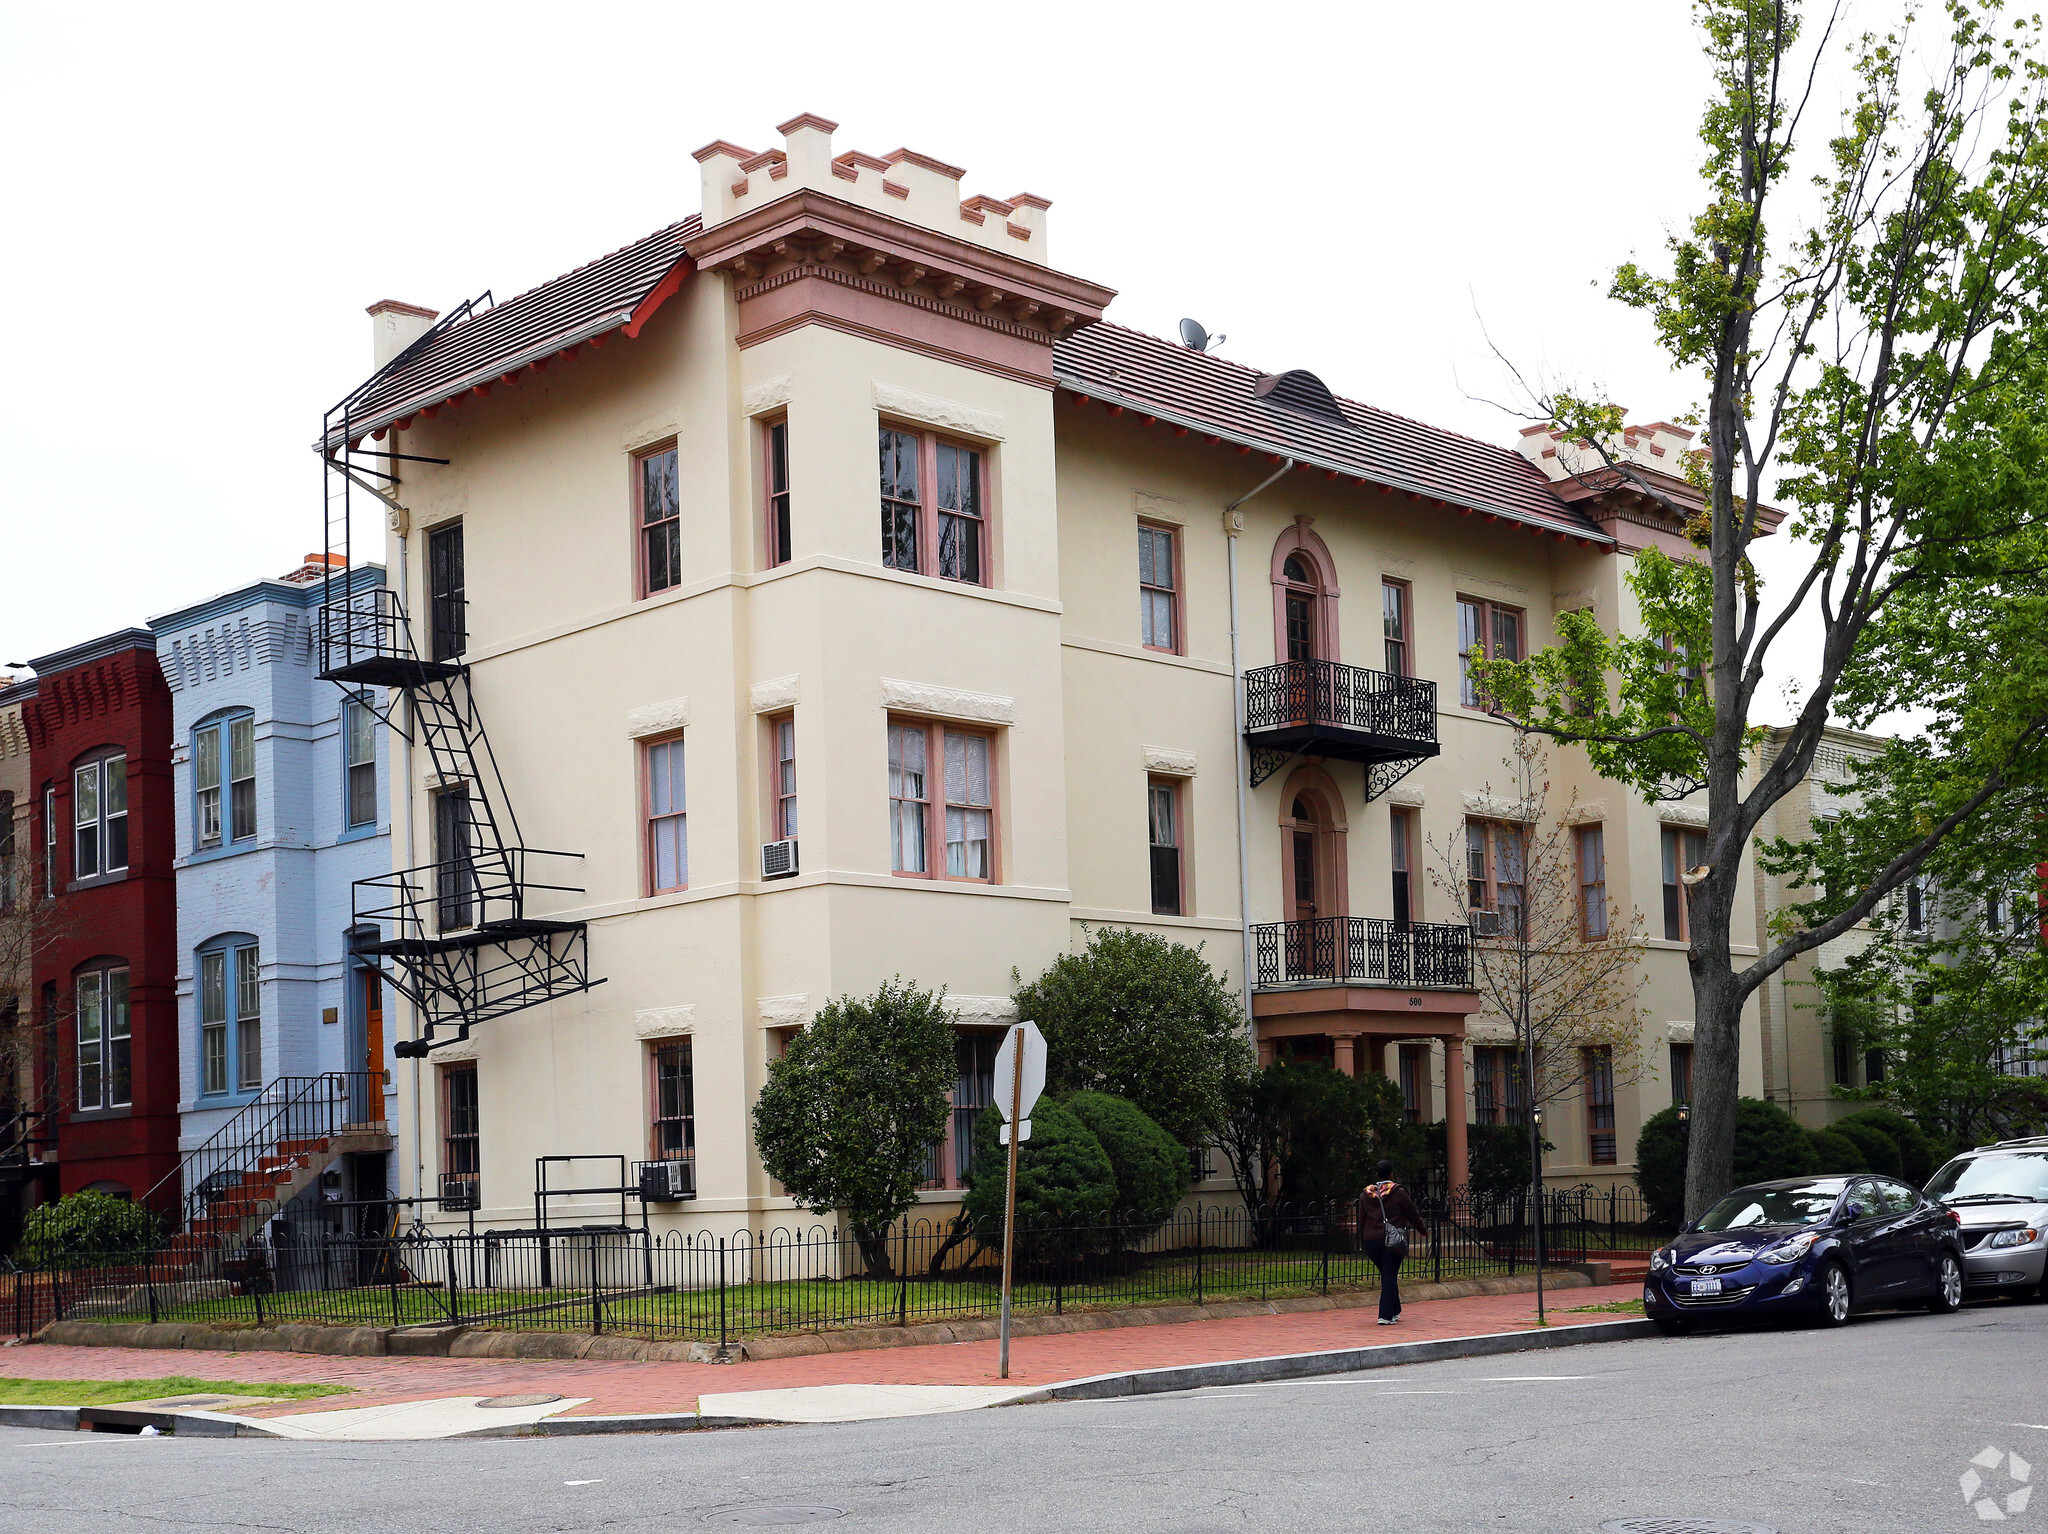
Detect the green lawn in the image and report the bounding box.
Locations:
[1564,1298,1646,1314]
[0,1376,347,1407]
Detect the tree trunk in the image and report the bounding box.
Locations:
[852,1224,895,1280]
[1684,958,1746,1222]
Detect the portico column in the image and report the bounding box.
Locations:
[1443,1035,1469,1194]
[1332,1034,1358,1077]
[1257,1035,1276,1069]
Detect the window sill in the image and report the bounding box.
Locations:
[67,1107,134,1122]
[568,871,1074,923]
[179,840,261,869]
[68,870,131,893]
[336,823,384,845]
[1066,905,1244,932]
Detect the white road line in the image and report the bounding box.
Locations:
[564,1480,604,1486]
[1478,1376,1589,1381]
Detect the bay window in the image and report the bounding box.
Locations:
[889,719,996,881]
[73,754,128,878]
[878,426,988,585]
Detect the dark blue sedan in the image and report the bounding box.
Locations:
[1644,1175,1965,1333]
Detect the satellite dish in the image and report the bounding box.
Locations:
[1180,318,1226,353]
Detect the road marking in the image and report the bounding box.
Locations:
[564,1480,604,1486]
[1479,1376,1588,1381]
[1378,1390,1458,1395]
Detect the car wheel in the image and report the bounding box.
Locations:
[1815,1262,1853,1327]
[1927,1253,1964,1314]
[1652,1315,1691,1337]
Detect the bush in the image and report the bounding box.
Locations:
[16,1191,157,1266]
[1061,1091,1185,1235]
[1829,1118,1901,1178]
[1423,1121,1536,1204]
[1634,1108,1687,1228]
[1835,1106,1937,1185]
[1261,1062,1406,1209]
[963,1096,1119,1249]
[1809,1127,1869,1175]
[1634,1097,1821,1226]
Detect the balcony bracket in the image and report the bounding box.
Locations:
[1248,744,1301,790]
[1366,754,1430,804]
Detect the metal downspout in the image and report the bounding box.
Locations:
[396,529,425,1217]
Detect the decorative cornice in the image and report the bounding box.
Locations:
[879,678,1015,726]
[627,697,690,739]
[1667,1021,1696,1042]
[1562,800,1608,825]
[735,260,1072,346]
[1464,791,1537,823]
[1384,782,1426,809]
[743,375,792,417]
[947,994,1018,1024]
[750,676,800,714]
[872,382,1005,441]
[1660,804,1710,829]
[1143,745,1197,777]
[758,993,810,1026]
[634,1004,695,1039]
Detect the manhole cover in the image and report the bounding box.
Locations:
[701,1508,845,1527]
[1603,1522,1777,1534]
[476,1394,564,1409]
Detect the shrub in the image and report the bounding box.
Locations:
[1835,1106,1937,1185]
[963,1097,1118,1254]
[1634,1097,1821,1226]
[1423,1121,1536,1203]
[1261,1062,1406,1209]
[16,1191,158,1266]
[1061,1091,1185,1235]
[1829,1119,1901,1178]
[1634,1108,1687,1228]
[1809,1127,1869,1175]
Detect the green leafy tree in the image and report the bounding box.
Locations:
[963,1096,1118,1259]
[1836,1106,1938,1185]
[1481,0,2048,1218]
[16,1191,157,1266]
[1014,927,1253,1146]
[1260,1061,1409,1209]
[751,979,956,1278]
[1062,1091,1185,1236]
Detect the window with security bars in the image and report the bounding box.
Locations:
[889,720,995,881]
[1139,524,1179,652]
[1472,1046,1524,1125]
[946,1033,1002,1187]
[442,1065,480,1186]
[73,755,128,879]
[345,697,378,829]
[878,426,988,585]
[1583,1045,1616,1164]
[639,445,681,595]
[1398,1044,1428,1124]
[651,1040,695,1162]
[1148,778,1183,916]
[76,965,131,1111]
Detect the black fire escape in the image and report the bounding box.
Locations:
[316,298,602,1057]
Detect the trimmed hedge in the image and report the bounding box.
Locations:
[16,1191,158,1266]
[963,1096,1118,1244]
[1062,1091,1185,1236]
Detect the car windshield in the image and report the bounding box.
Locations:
[1925,1151,2048,1203]
[1695,1182,1847,1231]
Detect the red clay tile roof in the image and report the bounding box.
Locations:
[1053,323,1611,545]
[324,217,701,450]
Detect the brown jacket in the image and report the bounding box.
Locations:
[1359,1182,1422,1243]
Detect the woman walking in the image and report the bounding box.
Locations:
[1361,1160,1422,1325]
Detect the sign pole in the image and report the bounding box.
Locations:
[999,1022,1023,1379]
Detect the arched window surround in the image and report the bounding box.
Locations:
[190,707,257,853]
[1269,518,1341,665]
[1278,765,1350,926]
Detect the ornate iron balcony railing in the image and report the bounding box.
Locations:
[1242,659,1439,793]
[1250,917,1473,990]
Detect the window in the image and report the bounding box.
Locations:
[1382,578,1411,676]
[771,716,797,841]
[1139,524,1180,652]
[0,788,14,910]
[1149,778,1183,916]
[638,444,681,595]
[73,755,128,879]
[1390,808,1414,927]
[345,697,378,829]
[645,737,688,893]
[44,784,56,896]
[1398,1044,1428,1124]
[765,420,792,567]
[194,714,255,849]
[433,787,475,930]
[1903,878,1926,934]
[1864,1047,1887,1085]
[1457,596,1522,708]
[1577,823,1608,940]
[1832,1028,1857,1086]
[1583,1046,1616,1164]
[1472,1046,1524,1125]
[1282,554,1320,662]
[888,720,996,881]
[428,521,465,662]
[442,1065,480,1195]
[945,1032,1003,1186]
[199,939,262,1095]
[76,965,131,1111]
[878,426,987,585]
[1465,819,1525,936]
[651,1040,695,1164]
[1669,1042,1693,1105]
[1661,826,1708,940]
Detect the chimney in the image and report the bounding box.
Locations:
[368,299,440,369]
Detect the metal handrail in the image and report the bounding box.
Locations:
[1250,916,1473,990]
[1244,658,1437,738]
[138,1072,379,1232]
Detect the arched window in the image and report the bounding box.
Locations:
[193,710,256,851]
[75,960,131,1111]
[1269,522,1340,665]
[71,750,128,879]
[1279,768,1349,927]
[197,934,261,1096]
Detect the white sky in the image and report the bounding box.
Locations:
[5,1,1811,706]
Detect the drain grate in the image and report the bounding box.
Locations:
[701,1508,846,1527]
[1602,1522,1777,1534]
[476,1394,564,1409]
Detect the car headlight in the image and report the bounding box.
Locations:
[1760,1231,1820,1265]
[1987,1228,2040,1249]
[1649,1248,1671,1273]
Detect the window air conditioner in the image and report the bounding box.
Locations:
[761,839,799,879]
[1470,909,1503,938]
[438,1174,480,1212]
[637,1158,695,1202]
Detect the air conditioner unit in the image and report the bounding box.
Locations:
[637,1158,695,1202]
[438,1174,480,1212]
[1470,909,1502,938]
[761,838,799,879]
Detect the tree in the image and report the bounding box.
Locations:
[1061,1091,1186,1235]
[15,1189,157,1265]
[962,1096,1118,1260]
[1482,0,2048,1217]
[1217,1059,1410,1212]
[1013,927,1253,1147]
[751,979,956,1278]
[0,824,70,1126]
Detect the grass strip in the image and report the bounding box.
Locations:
[0,1376,349,1407]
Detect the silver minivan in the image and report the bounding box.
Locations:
[1925,1137,2048,1299]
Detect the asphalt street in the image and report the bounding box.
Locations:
[4,1299,2044,1534]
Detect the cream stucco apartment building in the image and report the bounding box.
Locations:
[315,115,1764,1234]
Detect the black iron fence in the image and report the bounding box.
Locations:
[7,1189,1606,1348]
[1251,916,1472,990]
[1243,659,1436,741]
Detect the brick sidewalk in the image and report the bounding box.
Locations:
[0,1283,1643,1420]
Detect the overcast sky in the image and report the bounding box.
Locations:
[3,1,1774,698]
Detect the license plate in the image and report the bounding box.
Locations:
[1689,1277,1723,1295]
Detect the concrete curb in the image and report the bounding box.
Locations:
[0,1403,280,1437]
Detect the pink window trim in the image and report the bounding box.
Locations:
[630,438,681,603]
[1268,518,1340,664]
[880,421,994,590]
[1276,764,1350,924]
[640,732,688,896]
[887,715,1000,885]
[1138,520,1184,656]
[762,415,791,570]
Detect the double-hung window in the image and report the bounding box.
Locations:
[344,697,378,829]
[1576,823,1608,940]
[76,965,131,1111]
[1472,1045,1523,1125]
[73,755,128,879]
[771,716,797,841]
[1381,578,1411,676]
[433,787,475,930]
[1390,808,1415,927]
[639,444,681,595]
[645,737,687,893]
[1583,1045,1617,1164]
[1148,778,1183,916]
[765,420,792,567]
[888,720,996,881]
[1661,826,1708,940]
[877,427,988,585]
[195,714,255,849]
[1138,525,1180,652]
[428,522,465,662]
[1456,596,1522,708]
[0,788,14,910]
[651,1040,695,1165]
[199,938,262,1095]
[442,1065,480,1200]
[1465,819,1525,936]
[44,785,56,896]
[1669,1042,1693,1105]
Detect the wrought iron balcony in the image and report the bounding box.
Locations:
[1251,917,1473,991]
[1243,658,1438,792]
